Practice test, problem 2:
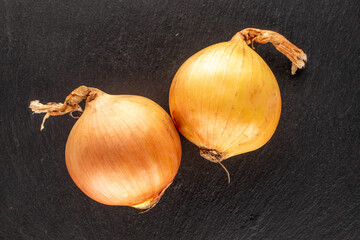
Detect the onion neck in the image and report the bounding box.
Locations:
[29,86,104,130]
[231,28,307,75]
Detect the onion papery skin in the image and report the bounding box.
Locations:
[169,39,281,160]
[65,92,181,207]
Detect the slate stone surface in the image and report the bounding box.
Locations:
[1,0,359,239]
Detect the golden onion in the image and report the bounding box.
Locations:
[169,28,306,179]
[30,86,181,209]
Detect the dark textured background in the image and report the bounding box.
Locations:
[1,0,359,239]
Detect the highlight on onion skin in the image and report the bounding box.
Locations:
[169,28,307,181]
[30,86,182,210]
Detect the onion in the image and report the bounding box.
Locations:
[169,28,307,181]
[30,86,181,209]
